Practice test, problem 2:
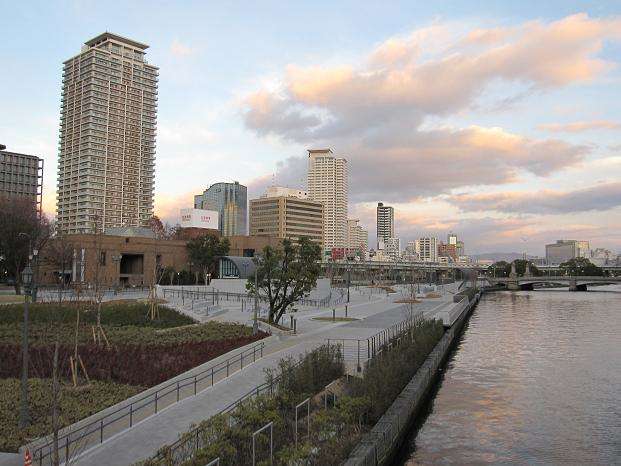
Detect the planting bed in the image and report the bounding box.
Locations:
[0,301,268,452]
[0,378,143,452]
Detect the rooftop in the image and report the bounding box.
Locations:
[85,32,149,50]
[307,149,333,155]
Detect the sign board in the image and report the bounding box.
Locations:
[180,208,219,229]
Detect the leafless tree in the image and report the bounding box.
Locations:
[0,196,50,294]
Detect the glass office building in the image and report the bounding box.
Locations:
[194,181,247,236]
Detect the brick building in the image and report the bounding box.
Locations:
[38,231,280,287]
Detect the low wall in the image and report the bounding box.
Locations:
[344,292,481,466]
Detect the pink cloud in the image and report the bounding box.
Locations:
[538,120,621,132]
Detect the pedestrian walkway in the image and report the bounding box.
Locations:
[69,285,459,466]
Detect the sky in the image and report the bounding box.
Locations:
[1,0,620,256]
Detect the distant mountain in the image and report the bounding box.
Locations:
[471,252,541,263]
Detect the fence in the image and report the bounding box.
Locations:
[344,292,481,466]
[161,287,333,309]
[326,313,420,373]
[149,355,313,466]
[30,342,265,466]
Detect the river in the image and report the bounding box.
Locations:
[396,287,621,465]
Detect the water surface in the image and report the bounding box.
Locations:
[397,287,621,465]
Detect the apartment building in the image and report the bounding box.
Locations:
[376,202,394,247]
[57,33,158,234]
[415,237,438,262]
[307,149,348,251]
[249,187,323,246]
[346,219,369,256]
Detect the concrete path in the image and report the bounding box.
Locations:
[69,285,459,466]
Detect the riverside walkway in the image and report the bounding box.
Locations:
[24,284,461,466]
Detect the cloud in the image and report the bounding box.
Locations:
[170,39,193,57]
[154,192,196,224]
[241,13,618,202]
[450,182,621,214]
[538,120,621,132]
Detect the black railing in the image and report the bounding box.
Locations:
[31,342,265,466]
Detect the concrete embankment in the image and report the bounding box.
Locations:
[344,292,481,466]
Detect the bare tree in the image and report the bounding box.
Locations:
[0,196,50,294]
[42,223,73,303]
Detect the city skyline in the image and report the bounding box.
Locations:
[2,1,621,254]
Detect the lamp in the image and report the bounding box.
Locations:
[21,265,33,291]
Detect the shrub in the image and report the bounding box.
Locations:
[0,333,267,386]
[349,318,444,422]
[0,378,142,452]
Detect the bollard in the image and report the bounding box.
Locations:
[332,308,335,321]
[345,304,348,318]
[290,315,293,329]
[293,319,297,334]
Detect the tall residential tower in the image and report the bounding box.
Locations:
[376,202,394,248]
[307,149,348,251]
[57,33,158,234]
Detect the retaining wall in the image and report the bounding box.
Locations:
[344,292,481,466]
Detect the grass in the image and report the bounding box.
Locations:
[0,378,143,453]
[0,295,24,304]
[0,301,195,327]
[311,317,359,322]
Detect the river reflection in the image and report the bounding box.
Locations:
[396,287,621,465]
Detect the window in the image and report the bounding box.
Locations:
[99,251,107,265]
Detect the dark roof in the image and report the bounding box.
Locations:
[85,32,149,50]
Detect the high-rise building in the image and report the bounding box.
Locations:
[346,219,368,257]
[249,186,323,245]
[415,237,438,262]
[195,182,248,236]
[438,242,458,261]
[0,148,43,214]
[545,240,590,264]
[384,237,401,261]
[57,33,158,234]
[307,149,348,251]
[376,202,394,247]
[448,233,457,245]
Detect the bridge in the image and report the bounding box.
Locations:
[485,275,621,291]
[321,260,485,284]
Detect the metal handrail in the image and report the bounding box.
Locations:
[161,288,333,308]
[31,341,265,466]
[150,354,315,464]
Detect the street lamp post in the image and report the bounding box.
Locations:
[17,232,35,428]
[253,267,259,335]
[19,262,33,428]
[347,265,351,304]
